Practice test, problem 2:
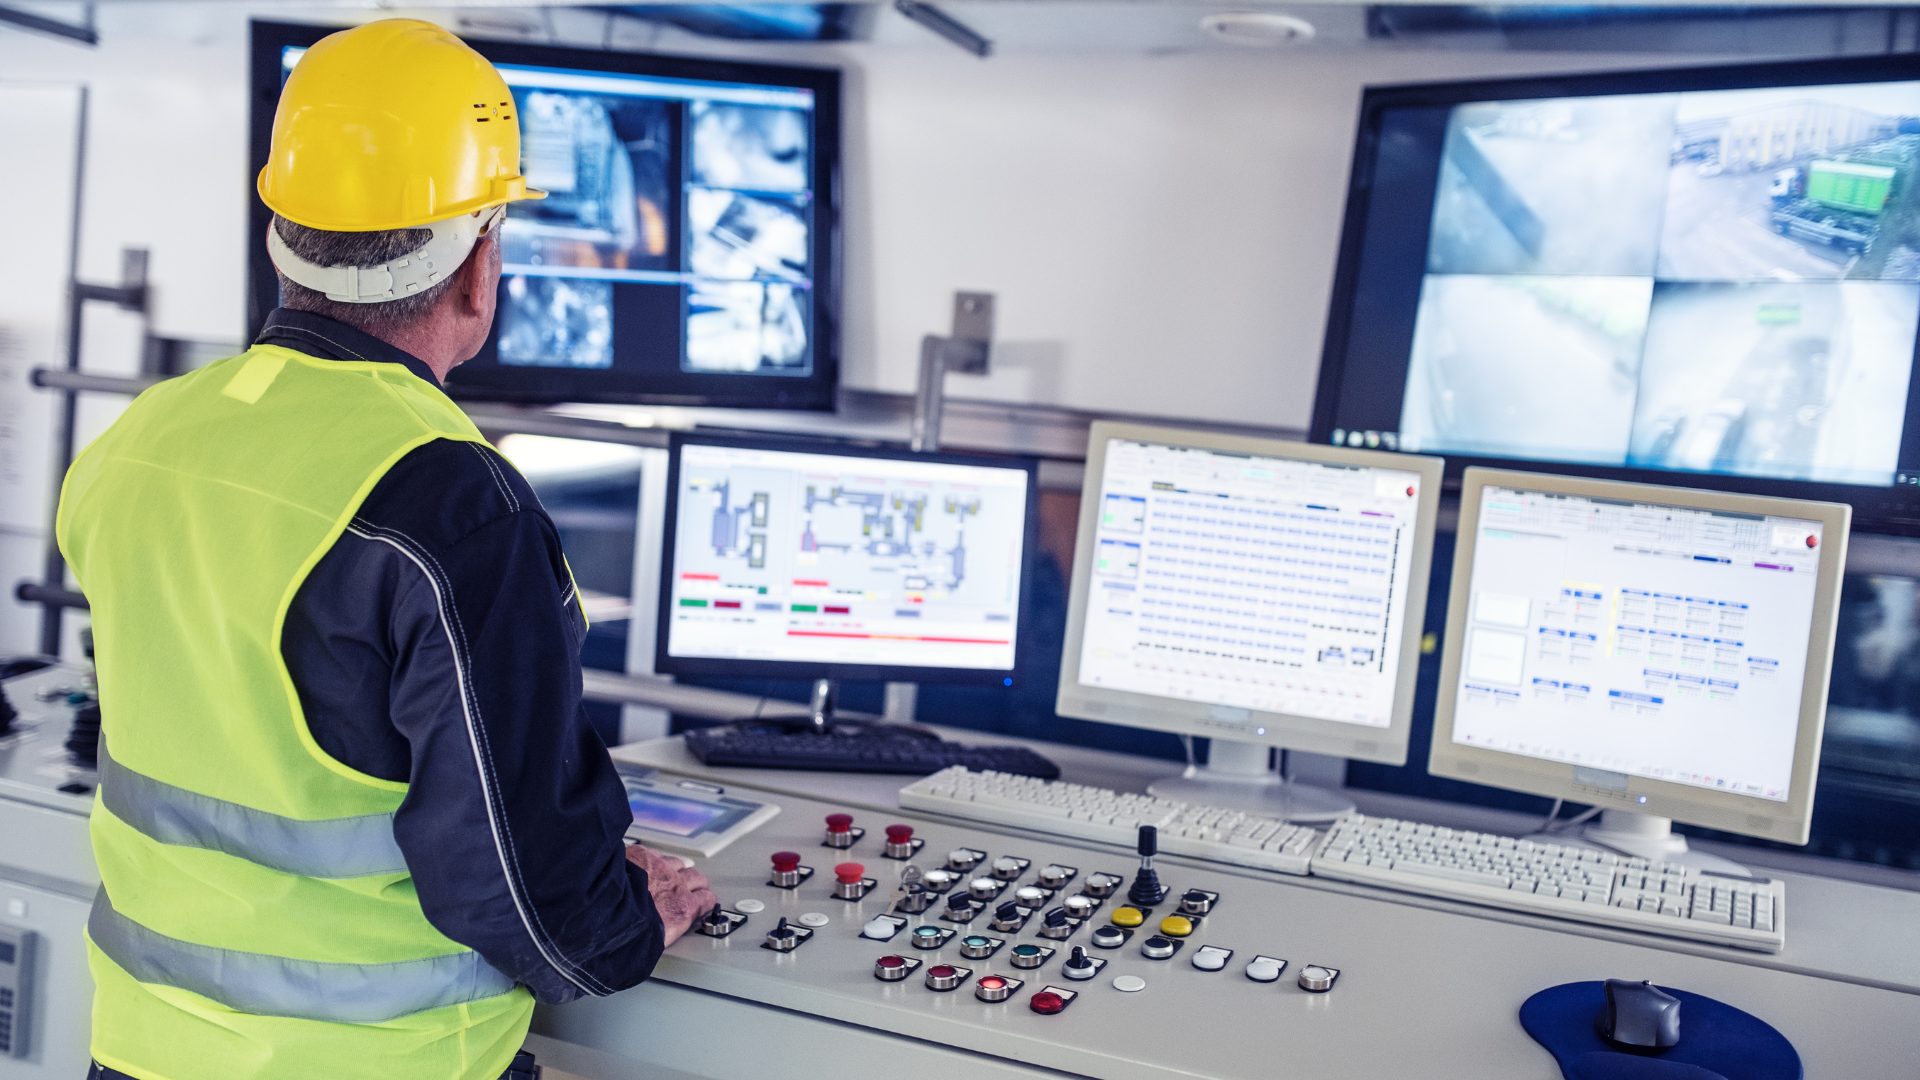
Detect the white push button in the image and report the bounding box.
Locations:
[1245,956,1285,982]
[1191,946,1231,971]
[862,917,898,940]
[798,912,831,928]
[1111,975,1146,993]
[735,899,765,914]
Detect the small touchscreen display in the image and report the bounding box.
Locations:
[627,786,730,837]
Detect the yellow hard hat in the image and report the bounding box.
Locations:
[258,19,543,232]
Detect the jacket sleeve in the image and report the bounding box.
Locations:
[355,445,664,1004]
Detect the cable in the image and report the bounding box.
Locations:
[1537,798,1564,833]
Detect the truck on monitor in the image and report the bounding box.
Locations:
[1770,159,1897,256]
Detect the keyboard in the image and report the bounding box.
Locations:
[684,729,1060,779]
[899,766,1322,873]
[1309,815,1785,952]
[899,767,1787,952]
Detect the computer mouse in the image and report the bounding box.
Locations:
[1597,979,1683,1052]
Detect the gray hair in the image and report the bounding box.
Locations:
[271,214,468,334]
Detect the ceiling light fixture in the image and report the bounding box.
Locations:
[1199,12,1316,46]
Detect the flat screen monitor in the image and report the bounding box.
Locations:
[1056,422,1443,766]
[1312,54,1920,530]
[249,21,840,410]
[655,432,1039,685]
[1429,467,1850,845]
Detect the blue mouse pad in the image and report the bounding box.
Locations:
[1520,982,1801,1080]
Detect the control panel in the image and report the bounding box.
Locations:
[648,786,1389,1080]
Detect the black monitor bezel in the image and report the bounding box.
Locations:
[1310,52,1920,535]
[247,20,842,411]
[654,430,1043,687]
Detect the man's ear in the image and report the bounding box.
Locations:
[458,233,497,317]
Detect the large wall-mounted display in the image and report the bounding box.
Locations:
[1314,55,1920,530]
[249,22,841,410]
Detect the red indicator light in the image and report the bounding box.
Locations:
[1807,535,1818,548]
[1030,991,1065,1014]
[979,977,1006,990]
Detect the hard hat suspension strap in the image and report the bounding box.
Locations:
[266,206,504,305]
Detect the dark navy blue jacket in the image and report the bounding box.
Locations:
[261,308,662,1004]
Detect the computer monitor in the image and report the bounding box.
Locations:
[1430,467,1850,865]
[1056,422,1444,822]
[249,22,841,410]
[655,432,1039,718]
[1310,53,1920,530]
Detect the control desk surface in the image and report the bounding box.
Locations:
[542,778,1920,1080]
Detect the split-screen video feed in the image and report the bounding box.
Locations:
[1404,80,1920,486]
[493,79,815,378]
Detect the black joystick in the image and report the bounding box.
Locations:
[769,917,795,942]
[66,701,100,769]
[1128,825,1168,906]
[704,903,731,930]
[1065,946,1093,973]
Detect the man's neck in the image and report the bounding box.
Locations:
[369,321,464,385]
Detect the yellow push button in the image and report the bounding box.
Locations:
[1110,906,1145,928]
[1159,915,1194,938]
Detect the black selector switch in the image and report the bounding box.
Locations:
[764,917,803,952]
[1128,826,1168,906]
[991,902,1024,932]
[1037,906,1076,939]
[1063,946,1098,980]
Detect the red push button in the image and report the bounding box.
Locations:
[1030,991,1066,1014]
[826,813,854,833]
[836,862,866,884]
[886,824,913,843]
[772,852,801,872]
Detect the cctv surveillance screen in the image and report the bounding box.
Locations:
[1318,64,1920,513]
[265,37,837,409]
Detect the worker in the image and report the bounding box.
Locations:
[57,20,717,1080]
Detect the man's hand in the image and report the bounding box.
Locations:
[626,844,719,947]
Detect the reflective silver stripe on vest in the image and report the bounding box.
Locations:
[98,744,409,879]
[89,891,518,1023]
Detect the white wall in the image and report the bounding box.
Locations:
[0,7,1729,427]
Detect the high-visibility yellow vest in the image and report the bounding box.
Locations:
[58,344,533,1080]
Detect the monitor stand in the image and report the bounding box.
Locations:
[1146,738,1355,824]
[1540,810,1751,876]
[807,678,836,733]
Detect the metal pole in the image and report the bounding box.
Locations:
[38,87,88,657]
[909,336,947,454]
